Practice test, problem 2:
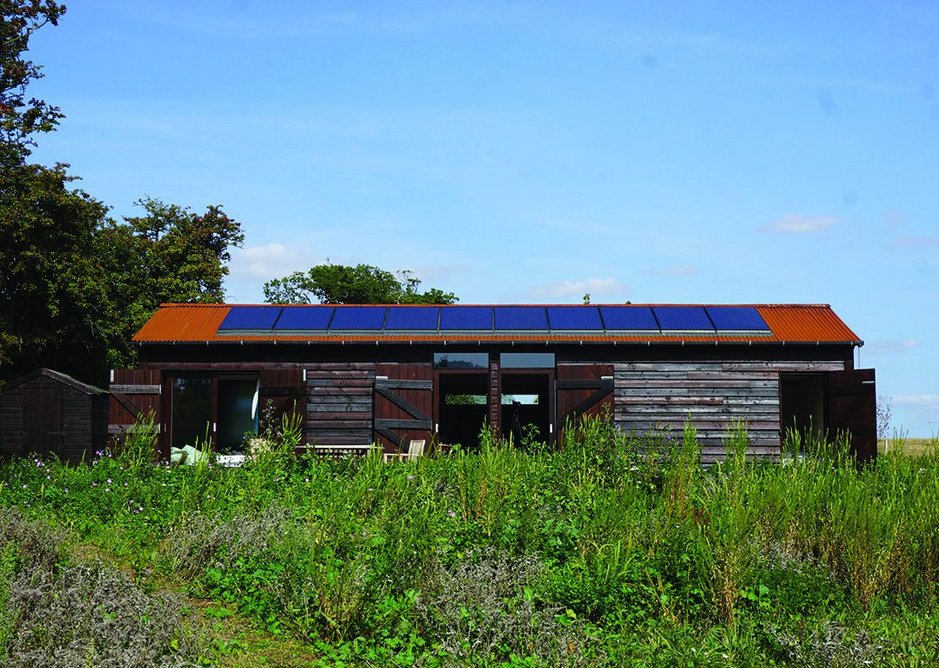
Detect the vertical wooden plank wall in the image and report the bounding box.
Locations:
[614,360,845,463]
[374,362,434,451]
[305,363,375,446]
[109,369,162,437]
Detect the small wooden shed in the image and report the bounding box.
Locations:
[0,368,109,463]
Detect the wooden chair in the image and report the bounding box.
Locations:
[383,439,426,463]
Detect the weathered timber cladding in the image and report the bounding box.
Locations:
[374,363,433,451]
[556,362,614,446]
[305,363,375,445]
[614,360,845,463]
[1,369,108,463]
[109,369,161,436]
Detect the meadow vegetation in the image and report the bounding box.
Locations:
[0,417,937,666]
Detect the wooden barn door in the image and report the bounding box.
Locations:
[374,363,434,453]
[109,369,162,450]
[24,387,63,458]
[556,363,614,447]
[827,368,877,462]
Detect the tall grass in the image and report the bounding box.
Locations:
[1,416,938,665]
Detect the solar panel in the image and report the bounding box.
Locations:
[439,306,493,330]
[273,306,334,330]
[329,306,387,330]
[599,306,658,330]
[654,306,713,331]
[218,306,282,331]
[705,306,770,331]
[385,306,439,330]
[546,306,603,330]
[494,306,548,330]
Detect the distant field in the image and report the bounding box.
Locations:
[879,438,938,457]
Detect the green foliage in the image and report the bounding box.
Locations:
[2,424,939,665]
[0,1,67,164]
[0,6,244,386]
[263,262,457,304]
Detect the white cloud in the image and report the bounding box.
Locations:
[228,243,312,281]
[891,236,939,248]
[529,277,627,300]
[765,214,839,233]
[659,265,698,276]
[893,394,939,407]
[865,339,920,355]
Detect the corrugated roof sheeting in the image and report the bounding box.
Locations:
[756,305,860,344]
[134,303,862,345]
[134,304,229,342]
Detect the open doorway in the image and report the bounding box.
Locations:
[168,373,259,453]
[501,373,552,446]
[437,373,489,448]
[780,373,825,450]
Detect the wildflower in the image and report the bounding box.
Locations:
[106,478,112,485]
[407,475,415,481]
[448,509,456,518]
[92,482,97,487]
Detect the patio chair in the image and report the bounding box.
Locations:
[383,439,426,463]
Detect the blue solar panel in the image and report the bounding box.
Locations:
[705,307,770,331]
[439,306,493,330]
[654,306,714,330]
[494,306,548,330]
[219,306,282,330]
[547,306,603,330]
[273,306,334,330]
[599,306,658,330]
[385,306,439,330]
[329,306,387,330]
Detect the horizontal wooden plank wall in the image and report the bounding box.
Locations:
[305,363,375,446]
[614,360,845,463]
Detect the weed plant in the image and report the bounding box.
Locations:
[1,418,938,665]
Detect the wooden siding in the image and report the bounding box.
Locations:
[374,363,433,452]
[305,363,375,446]
[109,369,162,435]
[614,360,845,463]
[556,362,614,446]
[1,371,108,463]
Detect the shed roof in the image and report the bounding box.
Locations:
[133,303,863,346]
[2,368,109,395]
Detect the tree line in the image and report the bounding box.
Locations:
[0,3,454,387]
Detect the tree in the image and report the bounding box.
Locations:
[94,198,244,371]
[263,263,457,305]
[0,186,244,383]
[0,3,246,385]
[1,1,67,165]
[0,161,112,380]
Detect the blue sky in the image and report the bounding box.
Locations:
[29,1,939,435]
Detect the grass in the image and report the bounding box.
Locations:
[879,437,939,457]
[0,419,938,666]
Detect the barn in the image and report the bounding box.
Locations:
[109,303,876,463]
[1,368,110,463]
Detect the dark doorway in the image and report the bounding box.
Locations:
[437,373,488,448]
[501,373,552,446]
[780,373,826,449]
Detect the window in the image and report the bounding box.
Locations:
[433,352,489,369]
[499,353,555,369]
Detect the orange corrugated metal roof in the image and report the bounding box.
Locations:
[134,303,862,345]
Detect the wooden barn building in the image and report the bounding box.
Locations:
[1,368,110,463]
[110,303,876,463]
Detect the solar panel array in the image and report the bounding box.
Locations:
[218,305,772,336]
